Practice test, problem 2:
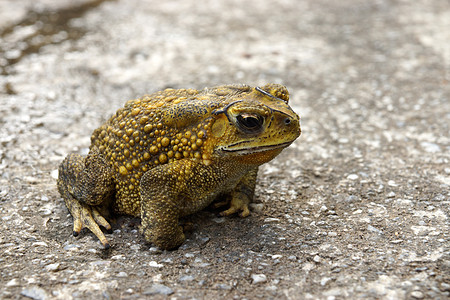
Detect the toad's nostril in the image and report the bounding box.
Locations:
[284,118,291,125]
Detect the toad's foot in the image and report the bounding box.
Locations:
[57,150,115,249]
[217,192,251,218]
[217,167,256,217]
[69,199,112,248]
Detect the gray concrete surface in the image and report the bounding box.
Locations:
[0,0,449,299]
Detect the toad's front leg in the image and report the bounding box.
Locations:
[139,163,186,250]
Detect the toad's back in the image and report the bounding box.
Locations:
[90,86,254,216]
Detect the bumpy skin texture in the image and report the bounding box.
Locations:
[58,84,301,250]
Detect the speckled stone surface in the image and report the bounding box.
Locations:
[0,0,448,299]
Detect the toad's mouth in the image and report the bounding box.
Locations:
[217,141,294,155]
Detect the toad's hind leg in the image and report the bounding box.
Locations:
[57,148,115,248]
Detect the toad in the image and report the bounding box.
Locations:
[57,84,300,250]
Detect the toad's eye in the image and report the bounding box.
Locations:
[236,113,264,134]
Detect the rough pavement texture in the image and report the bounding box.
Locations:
[0,0,449,299]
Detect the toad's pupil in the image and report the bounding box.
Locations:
[240,116,261,128]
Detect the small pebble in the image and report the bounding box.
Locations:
[440,282,450,292]
[386,192,396,199]
[148,247,162,254]
[265,285,277,292]
[24,176,39,184]
[390,240,403,244]
[111,255,126,260]
[130,244,141,251]
[179,275,195,282]
[347,174,359,180]
[215,283,232,290]
[198,280,206,286]
[212,217,225,223]
[367,225,383,234]
[32,242,48,247]
[149,261,163,268]
[6,278,19,287]
[251,274,267,284]
[432,194,445,202]
[21,286,48,300]
[40,209,52,216]
[91,260,109,266]
[420,142,440,153]
[152,274,163,283]
[117,272,128,277]
[320,277,332,286]
[161,258,173,264]
[51,170,59,179]
[249,203,264,212]
[143,284,173,295]
[63,244,80,251]
[346,195,359,202]
[179,243,191,250]
[388,180,397,187]
[193,258,210,267]
[410,291,424,299]
[198,236,210,245]
[264,218,280,223]
[45,263,60,272]
[194,258,203,263]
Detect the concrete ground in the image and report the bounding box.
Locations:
[0,0,448,299]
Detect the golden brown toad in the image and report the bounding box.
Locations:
[57,84,300,250]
